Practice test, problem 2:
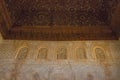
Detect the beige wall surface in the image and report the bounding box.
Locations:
[0,39,120,80]
[0,33,3,43]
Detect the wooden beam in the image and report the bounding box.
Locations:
[5,26,118,40]
[0,0,12,30]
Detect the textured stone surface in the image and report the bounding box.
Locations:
[0,39,120,80]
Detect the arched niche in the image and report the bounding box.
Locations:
[16,47,29,61]
[57,47,67,59]
[37,48,48,60]
[76,48,87,59]
[94,47,107,62]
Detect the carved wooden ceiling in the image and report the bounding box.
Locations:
[0,0,120,40]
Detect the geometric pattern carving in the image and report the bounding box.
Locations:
[37,48,48,59]
[76,48,87,59]
[16,47,28,60]
[57,48,67,59]
[0,41,120,80]
[4,0,119,26]
[0,45,13,59]
[95,48,106,62]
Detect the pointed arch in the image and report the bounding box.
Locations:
[93,46,107,62]
[15,46,29,61]
[37,48,48,60]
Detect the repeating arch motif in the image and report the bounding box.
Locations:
[14,45,112,62]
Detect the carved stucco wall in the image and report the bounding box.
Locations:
[0,33,3,43]
[0,36,120,80]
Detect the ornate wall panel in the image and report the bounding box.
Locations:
[0,40,120,80]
